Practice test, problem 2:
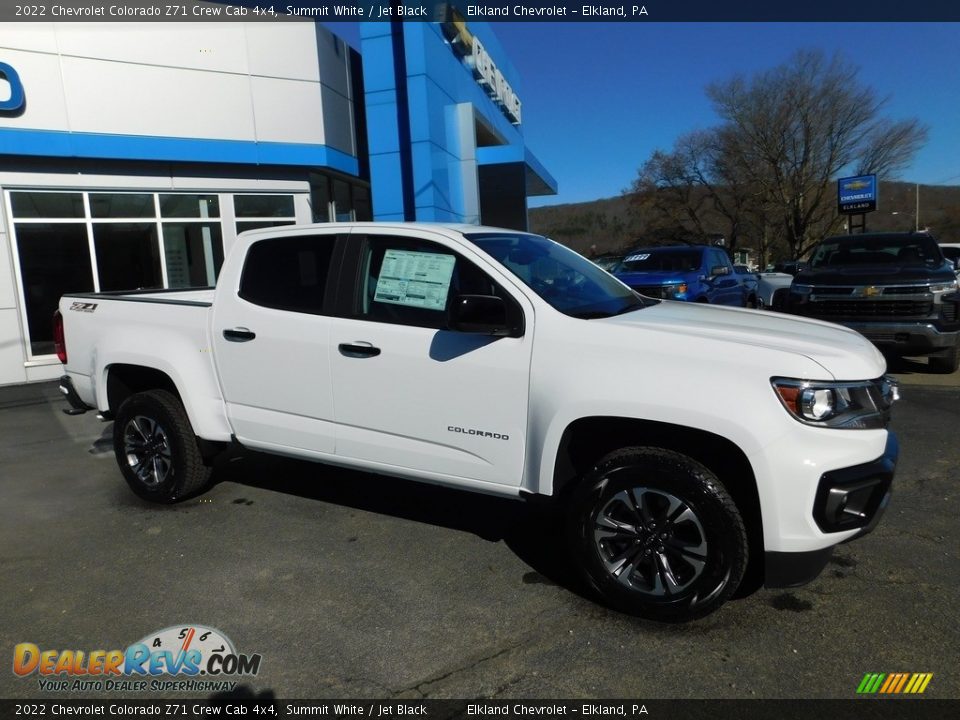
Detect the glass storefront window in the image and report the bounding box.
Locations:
[10,191,84,219]
[160,194,220,219]
[333,179,353,222]
[162,223,224,288]
[93,223,163,291]
[236,220,296,234]
[14,223,94,356]
[309,173,370,223]
[89,193,155,218]
[8,189,307,359]
[234,194,295,218]
[311,176,331,223]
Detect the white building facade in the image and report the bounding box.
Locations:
[0,22,369,385]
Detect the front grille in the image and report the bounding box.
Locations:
[943,302,958,322]
[807,284,932,297]
[633,285,664,299]
[806,300,932,318]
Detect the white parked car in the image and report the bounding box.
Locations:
[56,223,899,622]
[756,272,795,310]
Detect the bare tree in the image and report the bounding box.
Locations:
[706,49,927,259]
[628,50,927,262]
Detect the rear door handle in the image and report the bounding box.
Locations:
[338,342,381,358]
[223,327,256,342]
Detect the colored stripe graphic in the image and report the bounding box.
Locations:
[857,672,932,694]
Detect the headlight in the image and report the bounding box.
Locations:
[791,284,813,295]
[664,282,688,297]
[930,280,958,293]
[772,377,898,429]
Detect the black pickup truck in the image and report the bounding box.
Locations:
[785,232,960,372]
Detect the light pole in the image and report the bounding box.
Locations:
[914,182,919,232]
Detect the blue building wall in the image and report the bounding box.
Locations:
[360,18,555,227]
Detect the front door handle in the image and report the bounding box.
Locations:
[338,342,381,358]
[223,327,256,342]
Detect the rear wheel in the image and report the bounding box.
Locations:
[929,342,960,374]
[113,390,212,503]
[566,447,748,622]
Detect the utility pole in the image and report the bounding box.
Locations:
[915,183,919,232]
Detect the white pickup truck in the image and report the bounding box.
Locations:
[57,223,899,621]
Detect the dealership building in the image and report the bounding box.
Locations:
[0,13,555,385]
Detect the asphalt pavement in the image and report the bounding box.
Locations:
[0,368,957,700]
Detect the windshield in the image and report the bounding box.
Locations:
[618,249,702,272]
[467,232,650,319]
[810,235,945,269]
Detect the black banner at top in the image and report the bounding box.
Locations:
[1,1,960,22]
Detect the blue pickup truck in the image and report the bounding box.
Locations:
[613,245,750,306]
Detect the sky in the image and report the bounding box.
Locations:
[324,21,960,208]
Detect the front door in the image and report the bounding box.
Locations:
[328,230,533,488]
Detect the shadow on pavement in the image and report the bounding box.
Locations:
[215,449,583,597]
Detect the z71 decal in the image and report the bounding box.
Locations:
[69,302,98,313]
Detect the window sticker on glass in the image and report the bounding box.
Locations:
[374,249,456,311]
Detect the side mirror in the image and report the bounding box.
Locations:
[711,265,731,277]
[448,294,514,336]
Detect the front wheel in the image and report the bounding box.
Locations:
[566,447,748,622]
[113,390,212,503]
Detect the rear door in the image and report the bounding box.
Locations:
[212,230,344,455]
[328,229,534,488]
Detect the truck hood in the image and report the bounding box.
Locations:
[599,301,886,380]
[796,264,955,285]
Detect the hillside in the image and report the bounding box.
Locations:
[529,181,960,260]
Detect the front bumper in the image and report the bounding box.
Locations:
[843,322,958,354]
[764,432,898,588]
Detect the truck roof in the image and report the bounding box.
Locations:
[237,222,533,240]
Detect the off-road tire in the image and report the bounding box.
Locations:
[113,390,212,504]
[566,447,748,622]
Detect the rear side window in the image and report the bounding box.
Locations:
[239,235,335,314]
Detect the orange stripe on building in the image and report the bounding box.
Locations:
[893,673,909,693]
[879,674,897,693]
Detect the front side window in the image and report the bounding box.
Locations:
[357,236,508,329]
[239,235,336,315]
[468,232,648,319]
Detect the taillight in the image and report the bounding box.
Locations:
[53,310,67,364]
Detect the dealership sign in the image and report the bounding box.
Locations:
[0,61,25,114]
[442,16,522,125]
[838,174,878,214]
